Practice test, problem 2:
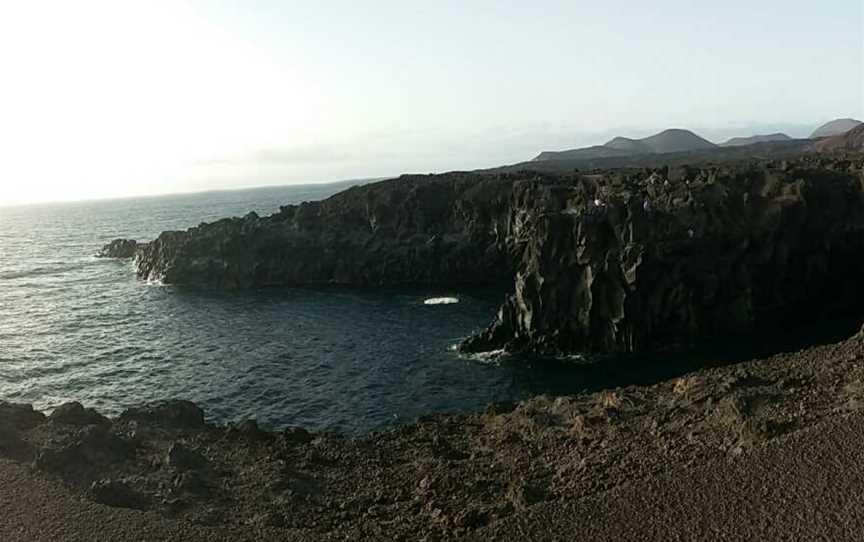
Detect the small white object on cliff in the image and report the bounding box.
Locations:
[424,297,460,305]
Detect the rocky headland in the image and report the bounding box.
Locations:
[103,145,864,356]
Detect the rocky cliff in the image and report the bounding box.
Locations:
[132,174,521,288]
[104,154,864,355]
[463,155,864,354]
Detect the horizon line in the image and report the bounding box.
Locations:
[0,176,394,209]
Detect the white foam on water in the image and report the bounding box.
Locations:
[144,275,166,287]
[424,296,459,305]
[458,348,507,365]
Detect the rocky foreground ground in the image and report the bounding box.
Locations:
[4,326,864,540]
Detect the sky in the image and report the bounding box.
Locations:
[0,1,862,205]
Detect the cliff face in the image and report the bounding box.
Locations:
[107,154,864,355]
[463,157,864,354]
[134,174,522,288]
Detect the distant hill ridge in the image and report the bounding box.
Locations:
[720,133,792,147]
[532,118,861,164]
[534,128,716,162]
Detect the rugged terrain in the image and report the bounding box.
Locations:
[125,174,518,289]
[4,327,864,539]
[465,153,864,354]
[103,147,864,355]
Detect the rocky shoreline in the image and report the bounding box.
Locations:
[4,325,864,539]
[101,147,864,356]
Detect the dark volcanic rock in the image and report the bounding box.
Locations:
[0,422,30,461]
[120,400,206,429]
[128,154,864,355]
[0,402,46,430]
[34,425,130,476]
[463,157,864,354]
[166,442,207,470]
[133,174,518,288]
[98,238,141,258]
[49,402,110,426]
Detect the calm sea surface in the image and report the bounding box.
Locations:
[2,181,853,435]
[0,181,527,434]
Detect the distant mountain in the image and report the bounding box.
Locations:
[534,145,631,162]
[638,129,717,154]
[604,136,653,154]
[815,124,864,152]
[533,128,716,162]
[720,133,792,147]
[810,118,862,139]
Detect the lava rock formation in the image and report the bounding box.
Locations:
[101,152,864,355]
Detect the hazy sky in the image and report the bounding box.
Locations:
[1,1,862,205]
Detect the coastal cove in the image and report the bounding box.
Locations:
[6,171,864,438]
[0,181,753,436]
[2,182,508,435]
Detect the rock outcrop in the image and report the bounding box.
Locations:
[111,153,864,355]
[132,174,518,288]
[97,239,142,259]
[464,156,864,354]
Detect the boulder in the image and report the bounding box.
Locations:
[34,425,130,475]
[119,400,206,430]
[49,402,110,426]
[0,402,46,430]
